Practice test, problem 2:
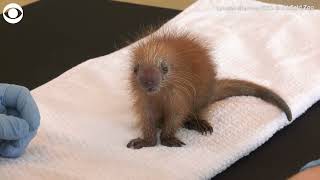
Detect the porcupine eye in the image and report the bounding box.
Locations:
[133,64,139,75]
[160,62,168,74]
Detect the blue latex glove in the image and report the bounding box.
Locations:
[0,84,40,158]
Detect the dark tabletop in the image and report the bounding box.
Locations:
[0,0,319,179]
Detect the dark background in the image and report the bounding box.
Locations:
[0,0,319,179]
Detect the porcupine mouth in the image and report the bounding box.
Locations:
[145,87,159,95]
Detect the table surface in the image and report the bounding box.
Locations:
[0,0,319,179]
[1,0,319,12]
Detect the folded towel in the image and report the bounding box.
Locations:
[1,0,319,179]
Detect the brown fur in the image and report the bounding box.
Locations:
[127,29,292,149]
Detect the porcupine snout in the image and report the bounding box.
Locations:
[138,67,161,93]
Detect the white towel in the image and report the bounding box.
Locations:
[1,0,320,179]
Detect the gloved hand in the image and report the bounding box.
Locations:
[0,84,40,158]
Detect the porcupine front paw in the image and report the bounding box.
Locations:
[127,138,157,149]
[160,136,185,147]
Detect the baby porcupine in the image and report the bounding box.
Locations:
[127,30,292,149]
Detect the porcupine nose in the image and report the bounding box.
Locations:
[141,77,157,92]
[143,80,156,91]
[139,67,160,92]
